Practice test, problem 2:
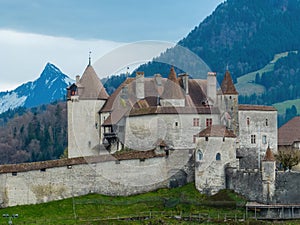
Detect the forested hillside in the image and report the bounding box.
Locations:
[105,0,300,125]
[0,102,67,164]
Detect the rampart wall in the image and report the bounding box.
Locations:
[0,149,193,207]
[226,168,300,204]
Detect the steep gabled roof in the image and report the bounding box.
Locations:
[78,65,108,100]
[161,67,185,99]
[220,70,238,95]
[195,125,236,138]
[278,116,300,146]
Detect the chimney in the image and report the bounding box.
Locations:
[76,75,80,83]
[154,74,162,86]
[207,72,217,104]
[136,71,145,99]
[121,86,128,99]
[179,73,189,95]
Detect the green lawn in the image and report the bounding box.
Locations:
[0,183,251,224]
[236,51,297,96]
[273,99,300,115]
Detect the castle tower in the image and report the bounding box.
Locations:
[67,61,109,158]
[160,67,185,107]
[194,125,237,195]
[262,146,276,204]
[218,70,239,135]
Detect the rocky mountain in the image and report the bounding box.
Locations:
[0,63,74,114]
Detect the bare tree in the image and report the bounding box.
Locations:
[275,146,300,171]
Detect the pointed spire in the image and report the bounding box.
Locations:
[78,63,109,100]
[161,66,184,99]
[220,70,238,95]
[168,66,177,82]
[263,146,275,161]
[88,51,92,66]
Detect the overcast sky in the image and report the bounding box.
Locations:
[0,0,224,91]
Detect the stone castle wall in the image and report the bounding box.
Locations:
[226,167,300,204]
[0,149,193,207]
[225,167,263,202]
[238,110,278,153]
[275,171,300,204]
[125,114,221,150]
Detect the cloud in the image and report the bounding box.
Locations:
[0,30,175,92]
[0,30,125,91]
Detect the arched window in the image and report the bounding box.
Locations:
[197,150,203,161]
[216,153,221,161]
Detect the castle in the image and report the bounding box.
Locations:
[67,62,278,195]
[2,61,300,219]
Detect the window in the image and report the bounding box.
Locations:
[251,135,256,144]
[193,135,196,143]
[193,118,200,126]
[40,168,46,172]
[175,122,178,127]
[265,119,268,126]
[247,117,250,126]
[12,172,17,176]
[216,153,221,161]
[262,135,267,144]
[205,137,209,141]
[206,118,212,127]
[197,150,203,161]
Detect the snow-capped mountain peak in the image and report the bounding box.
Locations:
[0,63,74,114]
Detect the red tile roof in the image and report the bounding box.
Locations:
[0,150,164,173]
[278,116,300,146]
[161,67,185,100]
[77,65,109,100]
[220,70,238,95]
[195,125,236,138]
[129,106,220,116]
[100,68,211,124]
[238,104,277,111]
[263,146,275,161]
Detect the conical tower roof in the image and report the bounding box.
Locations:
[78,65,109,100]
[220,70,238,95]
[263,146,275,161]
[161,67,184,99]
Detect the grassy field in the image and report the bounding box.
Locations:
[235,51,297,96]
[0,183,299,224]
[0,183,252,224]
[273,99,300,115]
